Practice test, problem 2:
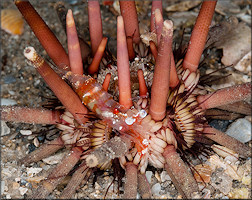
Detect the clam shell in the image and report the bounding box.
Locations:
[211,144,238,158]
[193,164,212,183]
[1,9,24,35]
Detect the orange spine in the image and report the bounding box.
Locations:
[15,0,69,68]
[183,1,217,72]
[119,1,140,44]
[88,0,103,56]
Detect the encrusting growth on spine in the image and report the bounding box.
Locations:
[85,136,131,168]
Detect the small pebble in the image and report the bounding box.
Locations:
[28,143,36,153]
[145,171,153,183]
[42,152,66,165]
[19,187,28,195]
[211,168,233,195]
[4,75,16,84]
[8,90,15,95]
[1,121,10,136]
[12,182,19,190]
[155,171,161,182]
[1,181,5,194]
[95,182,101,190]
[160,171,171,182]
[14,178,21,182]
[151,183,161,195]
[229,187,249,199]
[226,118,251,143]
[26,176,44,183]
[20,130,32,136]
[33,137,40,147]
[209,119,230,132]
[20,179,28,186]
[1,98,17,106]
[27,167,42,177]
[37,135,45,142]
[234,51,251,73]
[202,188,211,199]
[241,175,251,185]
[68,0,78,4]
[27,135,35,140]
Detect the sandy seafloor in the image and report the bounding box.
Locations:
[1,0,251,199]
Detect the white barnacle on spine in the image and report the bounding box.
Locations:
[24,46,36,61]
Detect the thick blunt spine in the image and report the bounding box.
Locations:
[0,106,61,124]
[183,0,217,72]
[149,20,173,121]
[24,46,88,125]
[15,0,69,68]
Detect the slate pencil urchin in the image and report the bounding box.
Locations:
[1,0,251,199]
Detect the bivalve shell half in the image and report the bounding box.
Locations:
[193,164,212,183]
[211,144,238,159]
[1,9,24,35]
